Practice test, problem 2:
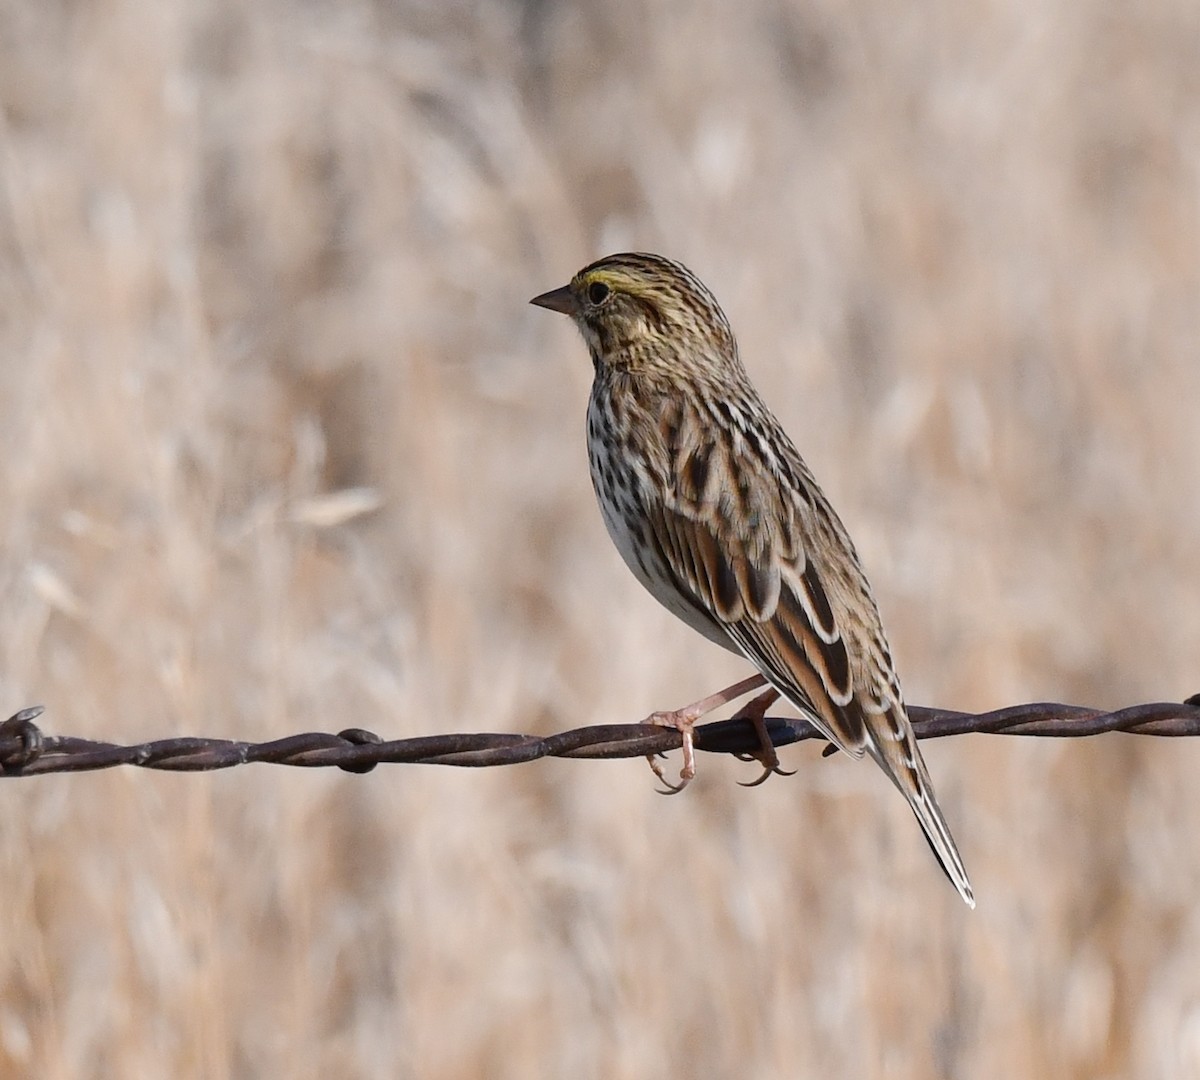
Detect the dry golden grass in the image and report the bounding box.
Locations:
[2,0,1199,1076]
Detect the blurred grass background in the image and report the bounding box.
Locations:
[2,0,1199,1076]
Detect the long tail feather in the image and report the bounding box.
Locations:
[865,704,975,908]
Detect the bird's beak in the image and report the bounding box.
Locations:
[529,284,576,316]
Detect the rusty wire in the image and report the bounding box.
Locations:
[2,695,1199,778]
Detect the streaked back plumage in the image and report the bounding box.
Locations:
[545,252,973,907]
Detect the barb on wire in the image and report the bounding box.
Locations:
[2,695,1199,779]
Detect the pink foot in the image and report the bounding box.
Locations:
[730,688,796,787]
[641,674,768,793]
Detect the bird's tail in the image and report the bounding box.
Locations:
[865,702,975,909]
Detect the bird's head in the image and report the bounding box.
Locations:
[530,252,737,377]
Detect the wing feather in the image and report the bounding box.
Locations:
[647,501,865,755]
[643,404,868,755]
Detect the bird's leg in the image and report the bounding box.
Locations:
[731,688,796,787]
[644,674,768,794]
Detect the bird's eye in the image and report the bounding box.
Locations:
[587,281,611,305]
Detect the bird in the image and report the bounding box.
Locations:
[530,252,974,907]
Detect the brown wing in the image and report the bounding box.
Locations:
[645,398,868,757]
[645,501,865,756]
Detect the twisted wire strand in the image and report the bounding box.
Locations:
[2,696,1199,778]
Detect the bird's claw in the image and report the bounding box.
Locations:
[646,752,693,794]
[737,761,797,788]
[728,686,788,785]
[734,735,796,787]
[643,709,698,793]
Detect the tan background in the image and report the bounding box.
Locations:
[2,1,1199,1077]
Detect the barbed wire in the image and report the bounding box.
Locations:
[2,695,1199,778]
